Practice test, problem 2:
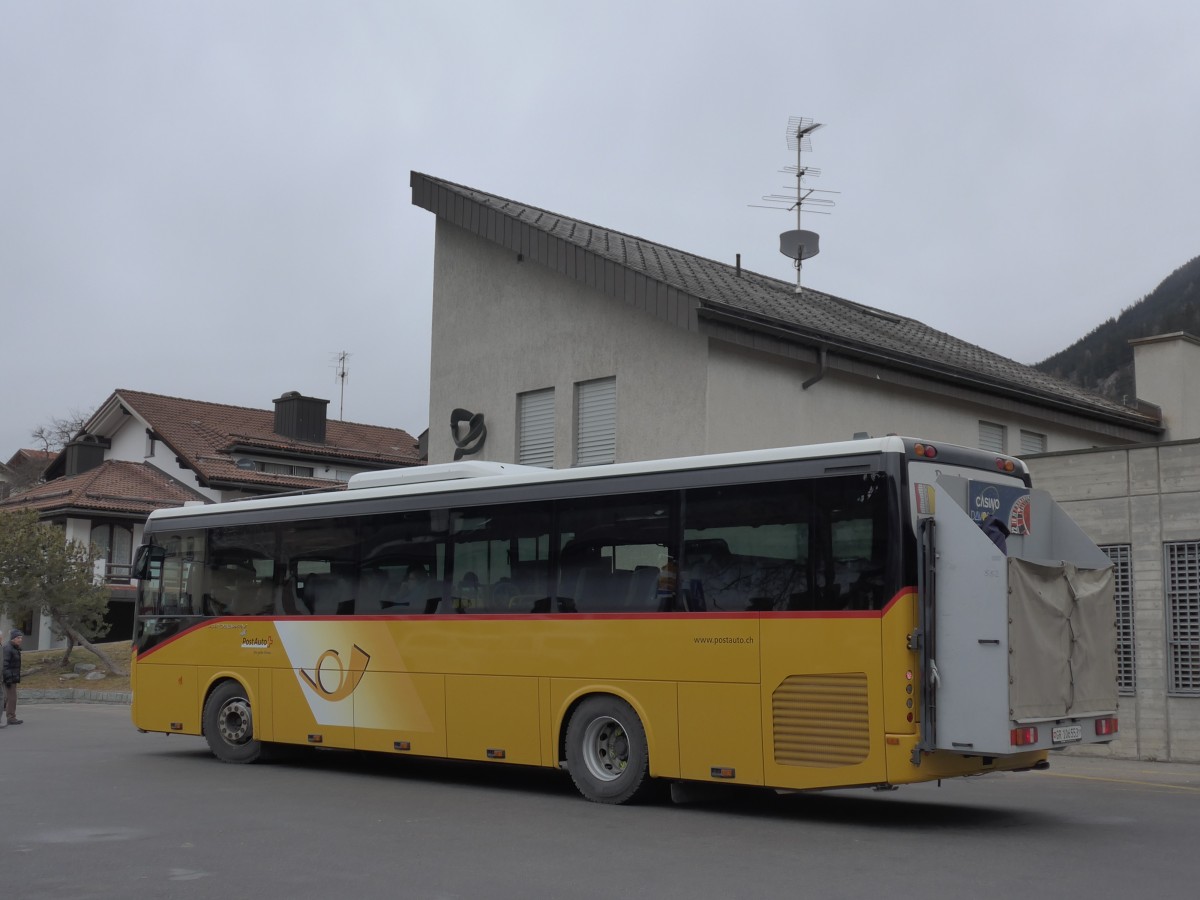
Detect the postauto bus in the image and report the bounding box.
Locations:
[131,437,1118,803]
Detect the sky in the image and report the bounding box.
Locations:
[3,1,1198,456]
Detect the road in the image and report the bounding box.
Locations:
[2,703,1197,900]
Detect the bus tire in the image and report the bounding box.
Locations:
[203,680,264,764]
[564,695,653,804]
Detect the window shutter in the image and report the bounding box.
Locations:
[518,389,555,467]
[576,378,616,466]
[1019,430,1047,455]
[979,421,1006,453]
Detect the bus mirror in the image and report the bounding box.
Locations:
[132,544,166,580]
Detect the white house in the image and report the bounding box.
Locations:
[0,389,421,648]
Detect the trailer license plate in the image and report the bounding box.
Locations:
[1052,725,1082,744]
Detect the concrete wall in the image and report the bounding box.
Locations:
[1027,441,1200,762]
[1132,334,1200,442]
[704,341,1119,454]
[428,220,708,466]
[429,220,1139,465]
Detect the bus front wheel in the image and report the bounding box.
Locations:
[203,680,264,764]
[564,695,653,804]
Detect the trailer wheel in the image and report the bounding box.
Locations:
[564,695,653,804]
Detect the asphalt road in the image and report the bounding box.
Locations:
[2,703,1197,900]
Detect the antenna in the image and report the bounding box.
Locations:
[750,116,838,292]
[332,351,350,420]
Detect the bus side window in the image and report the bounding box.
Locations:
[683,483,812,612]
[816,473,894,611]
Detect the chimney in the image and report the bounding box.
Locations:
[273,392,329,444]
[64,435,108,477]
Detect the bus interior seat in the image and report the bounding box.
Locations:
[355,569,391,614]
[626,565,660,611]
[202,567,240,615]
[305,572,354,615]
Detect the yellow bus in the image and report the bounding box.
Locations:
[131,437,1119,803]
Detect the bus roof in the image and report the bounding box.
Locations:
[143,436,1023,524]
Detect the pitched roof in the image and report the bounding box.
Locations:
[114,389,422,491]
[411,172,1160,435]
[5,448,54,469]
[0,460,209,518]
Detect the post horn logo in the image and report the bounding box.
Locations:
[299,644,371,702]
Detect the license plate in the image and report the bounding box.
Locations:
[1052,725,1083,744]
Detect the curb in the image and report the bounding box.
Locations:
[20,689,132,705]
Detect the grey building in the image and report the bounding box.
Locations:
[1026,334,1200,761]
[411,172,1159,467]
[411,172,1197,760]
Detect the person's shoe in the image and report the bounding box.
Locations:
[7,718,23,724]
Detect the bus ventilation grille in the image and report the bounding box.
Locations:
[772,673,870,768]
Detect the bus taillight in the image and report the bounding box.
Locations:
[1095,717,1118,736]
[1010,726,1038,746]
[914,443,937,458]
[995,458,1016,473]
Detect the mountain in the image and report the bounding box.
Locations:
[1036,254,1200,402]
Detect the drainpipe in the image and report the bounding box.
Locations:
[802,347,828,390]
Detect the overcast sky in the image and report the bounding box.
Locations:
[3,1,1198,456]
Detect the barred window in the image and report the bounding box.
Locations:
[1101,544,1135,695]
[1165,541,1200,695]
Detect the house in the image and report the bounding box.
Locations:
[0,389,421,648]
[0,448,54,500]
[410,171,1197,761]
[410,172,1161,468]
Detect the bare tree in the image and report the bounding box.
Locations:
[30,409,89,454]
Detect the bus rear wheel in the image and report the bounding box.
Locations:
[565,695,653,804]
[203,680,264,764]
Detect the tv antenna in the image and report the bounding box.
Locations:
[332,351,350,420]
[749,116,838,292]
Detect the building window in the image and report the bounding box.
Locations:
[575,377,616,467]
[91,523,134,583]
[255,461,315,477]
[1019,430,1047,455]
[1101,544,1135,695]
[1165,541,1200,696]
[518,388,555,468]
[978,421,1007,453]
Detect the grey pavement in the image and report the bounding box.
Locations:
[2,703,1197,900]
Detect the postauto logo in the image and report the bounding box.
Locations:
[299,644,371,702]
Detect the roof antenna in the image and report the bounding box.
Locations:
[750,116,838,292]
[332,350,350,420]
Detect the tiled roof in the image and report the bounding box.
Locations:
[112,389,421,492]
[412,173,1159,433]
[5,448,54,468]
[0,460,208,517]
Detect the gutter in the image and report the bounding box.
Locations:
[697,305,1162,436]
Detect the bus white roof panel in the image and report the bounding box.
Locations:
[145,436,913,523]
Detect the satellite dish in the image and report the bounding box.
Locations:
[235,458,256,471]
[779,229,820,261]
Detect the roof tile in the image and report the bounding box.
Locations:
[0,460,209,517]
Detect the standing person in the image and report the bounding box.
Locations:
[2,629,23,725]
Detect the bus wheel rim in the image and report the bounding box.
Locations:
[581,715,629,782]
[218,698,252,745]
